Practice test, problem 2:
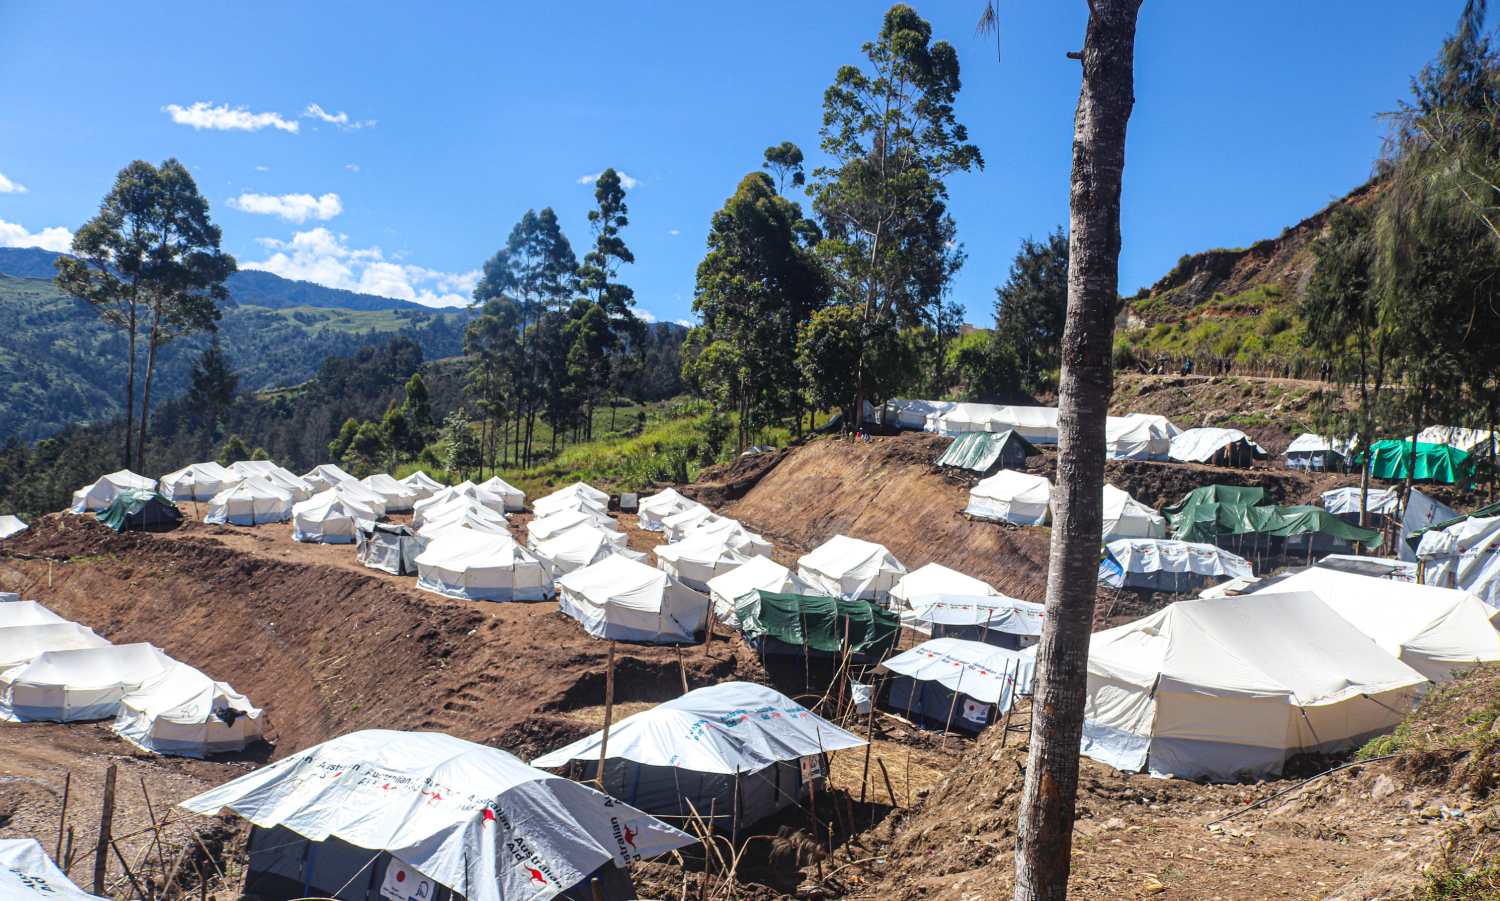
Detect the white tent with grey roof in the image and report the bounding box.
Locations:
[534,681,865,831]
[532,526,644,579]
[69,469,156,512]
[534,482,610,518]
[797,535,907,601]
[415,530,550,602]
[475,476,526,513]
[181,729,693,901]
[882,637,1036,734]
[0,622,111,669]
[229,460,313,501]
[412,481,479,527]
[114,660,263,757]
[292,487,378,544]
[557,554,709,643]
[159,461,241,502]
[527,507,621,547]
[653,531,758,592]
[636,488,698,531]
[398,469,446,503]
[1102,484,1168,541]
[705,556,814,626]
[903,595,1045,648]
[417,498,511,539]
[1076,592,1427,780]
[360,473,421,512]
[888,562,1000,610]
[301,463,358,492]
[965,470,1052,526]
[204,477,294,526]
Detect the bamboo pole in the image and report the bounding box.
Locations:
[675,644,689,695]
[877,756,899,807]
[858,681,878,804]
[91,764,116,895]
[596,641,616,788]
[55,771,70,863]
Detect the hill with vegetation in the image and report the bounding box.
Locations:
[1112,181,1380,375]
[0,270,469,441]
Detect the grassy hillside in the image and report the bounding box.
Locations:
[0,273,466,440]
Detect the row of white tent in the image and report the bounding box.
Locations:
[0,597,263,757]
[965,471,1168,538]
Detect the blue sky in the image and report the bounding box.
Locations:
[0,2,1466,323]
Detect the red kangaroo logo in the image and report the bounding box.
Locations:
[527,866,547,885]
[482,808,496,825]
[623,825,638,849]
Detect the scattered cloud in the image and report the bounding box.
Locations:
[254,165,271,172]
[228,191,343,223]
[344,163,361,173]
[675,318,692,327]
[667,228,681,236]
[577,170,640,190]
[163,101,300,133]
[0,171,27,194]
[244,227,478,308]
[0,217,73,253]
[304,103,376,131]
[636,309,658,323]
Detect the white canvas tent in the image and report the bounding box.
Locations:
[1118,412,1181,438]
[1105,415,1172,460]
[1418,425,1500,455]
[1102,484,1168,541]
[558,554,710,643]
[476,476,526,513]
[687,517,773,557]
[70,469,156,512]
[1076,592,1427,780]
[532,526,644,579]
[399,470,446,503]
[661,504,718,542]
[527,508,620,547]
[882,637,1036,733]
[1418,514,1500,606]
[882,398,954,431]
[534,682,864,831]
[534,482,610,518]
[412,481,479,527]
[229,460,313,501]
[903,595,1045,648]
[705,556,814,626]
[653,531,757,592]
[1167,428,1269,465]
[180,729,693,901]
[360,473,420,512]
[417,498,511,539]
[636,488,696,531]
[0,623,111,668]
[302,463,358,492]
[927,402,1006,437]
[159,462,241,502]
[415,530,550,602]
[965,470,1052,526]
[1248,566,1500,682]
[888,562,1000,610]
[0,642,173,722]
[323,478,388,518]
[204,478,293,526]
[1284,434,1355,471]
[0,514,26,540]
[1098,538,1253,593]
[292,488,378,544]
[114,661,264,757]
[1321,486,1457,563]
[0,600,66,628]
[796,535,907,601]
[1321,486,1401,517]
[990,406,1060,444]
[0,839,105,900]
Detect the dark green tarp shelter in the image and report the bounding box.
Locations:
[736,590,900,661]
[935,429,1038,473]
[96,490,181,533]
[1361,440,1474,486]
[1164,484,1378,550]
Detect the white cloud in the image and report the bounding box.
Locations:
[304,103,376,131]
[163,101,300,133]
[675,318,692,327]
[228,191,343,223]
[244,227,478,308]
[254,165,271,172]
[577,170,640,190]
[0,171,27,194]
[667,228,681,236]
[344,163,360,173]
[636,309,658,323]
[0,217,73,252]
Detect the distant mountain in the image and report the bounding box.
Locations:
[0,246,442,313]
[0,265,469,441]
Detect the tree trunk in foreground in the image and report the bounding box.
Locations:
[1013,3,1141,900]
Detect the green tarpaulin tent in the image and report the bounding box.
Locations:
[1361,440,1474,486]
[1164,484,1378,547]
[96,489,181,533]
[736,590,900,660]
[935,429,1038,473]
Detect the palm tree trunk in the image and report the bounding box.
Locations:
[1013,4,1141,900]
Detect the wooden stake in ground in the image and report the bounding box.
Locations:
[1000,2,1144,899]
[858,687,878,804]
[596,640,616,788]
[675,643,689,695]
[55,770,70,863]
[92,764,117,895]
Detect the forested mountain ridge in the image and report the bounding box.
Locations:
[0,269,469,440]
